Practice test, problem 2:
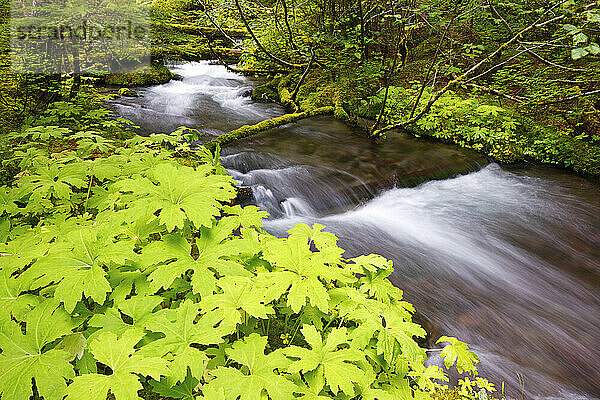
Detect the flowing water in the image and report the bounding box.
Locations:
[112,61,600,400]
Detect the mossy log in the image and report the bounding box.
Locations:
[205,106,334,150]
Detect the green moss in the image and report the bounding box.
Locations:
[251,76,282,102]
[104,63,175,87]
[278,87,296,110]
[206,106,334,149]
[117,88,138,97]
[334,102,350,120]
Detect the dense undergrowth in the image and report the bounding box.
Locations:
[0,83,499,400]
[224,0,600,176]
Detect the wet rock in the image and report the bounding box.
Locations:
[240,88,253,98]
[412,312,438,348]
[233,186,253,205]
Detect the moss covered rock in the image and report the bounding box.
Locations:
[105,63,174,87]
[117,87,138,97]
[251,76,282,102]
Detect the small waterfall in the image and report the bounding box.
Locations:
[281,197,314,217]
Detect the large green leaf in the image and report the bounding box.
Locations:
[88,295,163,338]
[24,228,135,312]
[200,276,274,330]
[209,334,298,400]
[141,299,231,383]
[0,187,20,216]
[117,163,235,231]
[437,336,479,374]
[376,310,427,363]
[19,160,88,203]
[0,268,39,320]
[143,217,254,296]
[259,226,348,313]
[0,299,75,400]
[150,374,199,399]
[65,329,168,400]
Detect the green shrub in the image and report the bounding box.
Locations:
[364,86,600,174]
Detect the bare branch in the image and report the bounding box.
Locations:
[234,0,301,68]
[538,89,600,105]
[465,82,528,102]
[291,47,316,104]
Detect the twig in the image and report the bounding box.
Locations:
[234,0,302,68]
[538,89,600,105]
[464,82,527,102]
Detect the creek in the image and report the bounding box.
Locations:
[111,61,600,400]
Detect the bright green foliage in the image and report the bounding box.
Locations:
[0,118,486,400]
[141,299,231,383]
[11,126,72,141]
[438,336,480,375]
[0,187,19,215]
[365,88,525,163]
[284,325,364,396]
[260,227,348,313]
[88,295,163,338]
[142,217,255,295]
[150,374,199,399]
[208,334,299,400]
[24,227,135,312]
[71,131,115,156]
[65,329,168,400]
[201,276,274,328]
[0,299,75,400]
[19,160,88,205]
[117,163,235,231]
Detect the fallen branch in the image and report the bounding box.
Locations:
[197,1,242,45]
[464,82,528,103]
[201,32,285,75]
[205,106,334,150]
